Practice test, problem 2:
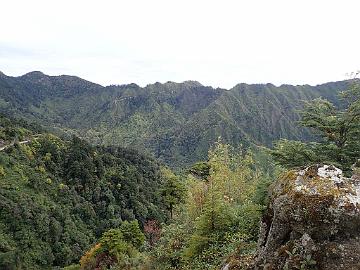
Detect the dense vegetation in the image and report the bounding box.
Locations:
[0,113,276,269]
[271,79,360,174]
[0,115,167,269]
[1,71,358,269]
[71,140,276,270]
[148,141,275,270]
[0,71,350,168]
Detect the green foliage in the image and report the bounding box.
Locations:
[150,140,275,270]
[100,229,134,258]
[182,141,262,266]
[0,116,166,269]
[160,168,186,219]
[80,221,146,270]
[0,114,42,143]
[271,139,319,168]
[0,72,349,168]
[118,220,145,249]
[0,165,5,177]
[188,162,210,179]
[63,264,81,270]
[272,81,360,173]
[150,223,189,270]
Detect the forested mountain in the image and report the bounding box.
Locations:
[0,115,167,269]
[0,71,350,167]
[1,71,359,270]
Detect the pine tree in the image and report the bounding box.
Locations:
[160,168,186,219]
[272,80,360,172]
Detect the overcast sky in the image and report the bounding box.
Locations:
[1,0,359,88]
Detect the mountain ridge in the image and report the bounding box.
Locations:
[3,70,351,89]
[0,71,351,167]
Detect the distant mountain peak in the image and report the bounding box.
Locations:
[146,80,204,89]
[233,82,276,89]
[164,80,203,88]
[182,80,203,87]
[127,83,140,88]
[22,71,46,78]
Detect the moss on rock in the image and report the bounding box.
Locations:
[248,164,360,270]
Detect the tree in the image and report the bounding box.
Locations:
[144,220,161,246]
[79,221,145,270]
[188,162,210,179]
[150,140,273,269]
[183,140,263,263]
[271,79,360,173]
[271,139,320,168]
[161,168,186,219]
[118,220,145,249]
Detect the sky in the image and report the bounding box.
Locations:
[1,0,360,88]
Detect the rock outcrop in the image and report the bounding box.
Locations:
[253,164,360,270]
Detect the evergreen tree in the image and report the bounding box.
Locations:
[272,80,360,172]
[160,168,186,219]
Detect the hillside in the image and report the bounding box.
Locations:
[0,71,350,167]
[0,115,167,269]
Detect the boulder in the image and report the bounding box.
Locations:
[253,164,360,270]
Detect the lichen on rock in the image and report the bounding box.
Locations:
[249,164,360,270]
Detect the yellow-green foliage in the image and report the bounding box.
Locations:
[152,140,272,270]
[36,165,46,174]
[186,175,207,220]
[63,264,81,270]
[44,152,52,161]
[12,164,28,182]
[79,221,146,270]
[20,144,35,160]
[0,165,5,177]
[183,141,263,261]
[45,177,52,184]
[79,243,102,270]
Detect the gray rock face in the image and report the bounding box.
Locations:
[253,164,360,270]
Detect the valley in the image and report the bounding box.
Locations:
[0,71,359,270]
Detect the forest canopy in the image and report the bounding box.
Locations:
[0,115,168,269]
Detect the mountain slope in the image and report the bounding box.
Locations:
[0,71,350,167]
[0,114,166,268]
